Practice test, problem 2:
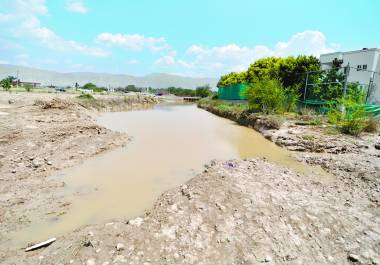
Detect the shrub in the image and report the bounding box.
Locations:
[299,107,316,116]
[327,98,374,136]
[244,79,286,114]
[283,86,300,112]
[76,93,95,100]
[24,84,33,92]
[265,115,284,129]
[363,117,379,133]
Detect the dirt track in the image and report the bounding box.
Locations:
[0,94,379,264]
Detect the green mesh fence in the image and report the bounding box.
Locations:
[218,84,249,100]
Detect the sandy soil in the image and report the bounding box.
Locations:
[4,159,380,265]
[0,92,156,258]
[1,95,379,264]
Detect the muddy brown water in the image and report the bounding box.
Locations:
[10,104,329,247]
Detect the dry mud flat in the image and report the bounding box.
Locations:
[1,96,379,264]
[5,159,380,265]
[0,93,156,259]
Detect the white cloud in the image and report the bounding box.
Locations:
[154,49,193,69]
[65,0,88,14]
[0,0,107,57]
[274,30,336,56]
[155,55,176,65]
[183,30,338,76]
[96,32,168,52]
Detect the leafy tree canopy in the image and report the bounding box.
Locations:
[217,56,321,98]
[196,84,212,98]
[0,76,16,91]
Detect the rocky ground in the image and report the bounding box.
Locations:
[199,103,380,206]
[4,159,380,265]
[0,96,379,264]
[0,92,157,261]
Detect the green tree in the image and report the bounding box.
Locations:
[0,76,16,91]
[217,71,247,87]
[83,83,97,90]
[196,85,212,98]
[311,66,345,101]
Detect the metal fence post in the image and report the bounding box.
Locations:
[343,63,350,98]
[303,72,309,101]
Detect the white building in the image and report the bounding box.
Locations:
[320,48,380,104]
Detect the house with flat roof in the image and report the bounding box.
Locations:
[320,48,380,104]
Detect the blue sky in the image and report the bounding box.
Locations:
[0,0,379,77]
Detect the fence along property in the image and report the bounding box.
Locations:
[302,66,380,116]
[218,84,249,100]
[217,68,380,117]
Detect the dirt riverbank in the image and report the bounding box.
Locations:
[1,96,379,264]
[0,93,157,257]
[198,103,380,205]
[4,158,380,264]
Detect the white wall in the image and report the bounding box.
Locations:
[320,49,380,104]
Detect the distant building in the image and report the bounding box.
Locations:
[320,48,380,104]
[12,81,41,87]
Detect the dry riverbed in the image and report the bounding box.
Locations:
[0,93,156,259]
[1,95,379,264]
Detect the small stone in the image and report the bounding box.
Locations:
[86,258,95,265]
[264,255,272,262]
[88,231,94,237]
[116,243,124,251]
[46,161,52,165]
[375,143,380,150]
[348,253,360,262]
[113,255,127,263]
[32,158,43,168]
[11,169,16,174]
[128,217,144,227]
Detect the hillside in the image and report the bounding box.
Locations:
[0,64,218,89]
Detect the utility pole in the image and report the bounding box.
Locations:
[16,70,19,88]
[366,77,374,103]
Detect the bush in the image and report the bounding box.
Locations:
[265,115,284,129]
[76,94,95,100]
[283,86,300,112]
[363,117,379,133]
[327,98,374,136]
[244,79,285,114]
[243,79,300,114]
[24,84,33,92]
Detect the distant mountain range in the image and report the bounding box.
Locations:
[0,64,218,89]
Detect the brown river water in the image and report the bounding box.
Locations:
[10,104,328,247]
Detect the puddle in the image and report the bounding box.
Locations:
[9,104,330,246]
